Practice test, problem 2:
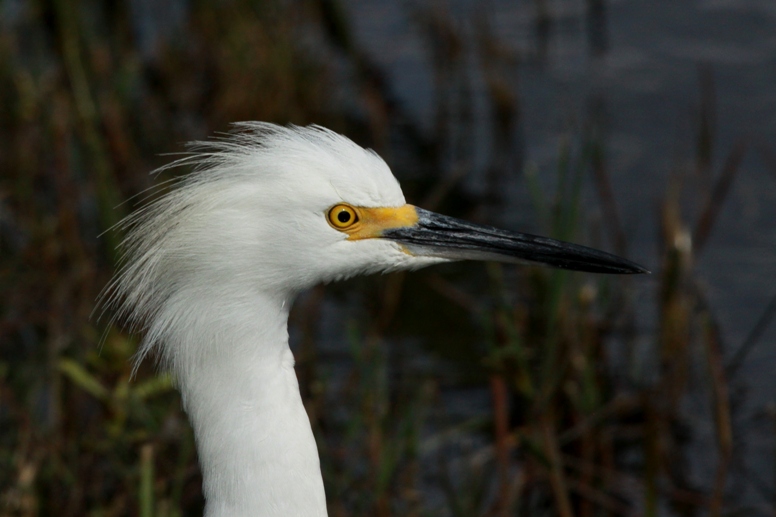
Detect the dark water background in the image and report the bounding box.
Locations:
[341,0,776,509]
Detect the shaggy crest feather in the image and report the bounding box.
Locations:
[103,123,406,376]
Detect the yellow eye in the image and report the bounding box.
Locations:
[327,204,359,229]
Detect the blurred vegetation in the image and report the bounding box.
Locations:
[1,0,773,516]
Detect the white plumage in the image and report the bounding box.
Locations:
[106,123,645,516]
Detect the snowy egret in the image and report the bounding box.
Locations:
[106,123,646,517]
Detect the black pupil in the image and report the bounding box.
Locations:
[337,210,351,223]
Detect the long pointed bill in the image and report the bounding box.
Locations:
[381,207,648,274]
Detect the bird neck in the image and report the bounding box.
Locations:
[173,291,327,517]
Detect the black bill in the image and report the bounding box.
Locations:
[383,207,648,275]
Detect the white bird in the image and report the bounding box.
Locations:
[107,123,646,517]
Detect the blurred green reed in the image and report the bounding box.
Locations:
[1,1,772,516]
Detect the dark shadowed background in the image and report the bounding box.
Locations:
[1,0,775,515]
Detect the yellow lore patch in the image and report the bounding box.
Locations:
[326,204,419,240]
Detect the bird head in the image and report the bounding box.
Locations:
[108,123,646,367]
